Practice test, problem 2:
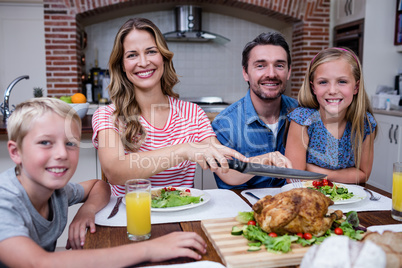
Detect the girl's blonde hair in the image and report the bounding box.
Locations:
[7,97,82,173]
[108,18,179,152]
[298,47,377,169]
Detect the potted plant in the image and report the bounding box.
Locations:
[33,87,43,98]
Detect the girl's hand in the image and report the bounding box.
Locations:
[145,232,207,262]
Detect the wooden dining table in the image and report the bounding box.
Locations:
[84,184,400,267]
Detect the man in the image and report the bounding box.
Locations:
[212,32,297,189]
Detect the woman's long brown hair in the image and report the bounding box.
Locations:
[108,18,179,152]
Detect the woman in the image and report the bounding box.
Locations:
[92,18,248,196]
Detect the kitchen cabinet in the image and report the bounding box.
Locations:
[369,113,402,193]
[333,0,366,26]
[194,165,218,190]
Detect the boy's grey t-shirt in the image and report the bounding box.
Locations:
[0,167,85,252]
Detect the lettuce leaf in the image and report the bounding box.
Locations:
[151,189,202,208]
[235,211,254,224]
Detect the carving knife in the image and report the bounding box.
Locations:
[222,159,327,180]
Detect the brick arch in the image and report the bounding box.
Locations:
[44,0,330,97]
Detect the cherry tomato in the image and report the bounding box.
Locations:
[303,233,312,240]
[170,187,176,191]
[322,179,329,186]
[296,232,303,238]
[247,220,256,225]
[312,181,318,187]
[334,227,343,235]
[269,232,278,237]
[185,188,191,192]
[328,180,334,187]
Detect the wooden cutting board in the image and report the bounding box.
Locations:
[201,217,310,268]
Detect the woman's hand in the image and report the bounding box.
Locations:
[184,137,248,173]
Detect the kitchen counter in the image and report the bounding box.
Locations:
[373,107,402,117]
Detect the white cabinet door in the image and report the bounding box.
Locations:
[369,114,402,193]
[194,164,218,190]
[202,169,219,190]
[334,0,366,26]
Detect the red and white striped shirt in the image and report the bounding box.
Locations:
[92,96,215,196]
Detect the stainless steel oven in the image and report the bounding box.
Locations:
[181,97,230,113]
[333,19,364,63]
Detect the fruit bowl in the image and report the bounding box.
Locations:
[69,103,89,118]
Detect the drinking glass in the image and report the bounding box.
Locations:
[125,179,151,241]
[392,162,402,221]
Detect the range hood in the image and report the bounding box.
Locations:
[163,6,230,44]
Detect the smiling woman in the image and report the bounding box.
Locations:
[92,17,248,196]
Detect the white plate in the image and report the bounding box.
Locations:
[281,183,367,205]
[122,187,211,212]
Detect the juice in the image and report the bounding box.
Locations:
[392,172,402,212]
[126,191,151,239]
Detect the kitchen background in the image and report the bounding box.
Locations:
[1,0,402,247]
[1,0,401,110]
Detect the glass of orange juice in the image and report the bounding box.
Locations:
[392,162,402,221]
[125,179,151,241]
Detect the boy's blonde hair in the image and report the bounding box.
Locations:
[7,97,82,149]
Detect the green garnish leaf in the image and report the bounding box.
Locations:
[235,211,255,224]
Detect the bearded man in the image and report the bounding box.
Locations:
[212,32,298,189]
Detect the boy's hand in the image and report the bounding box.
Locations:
[66,179,110,250]
[66,207,96,250]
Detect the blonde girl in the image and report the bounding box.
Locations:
[92,18,248,195]
[285,47,377,184]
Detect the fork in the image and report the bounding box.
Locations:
[363,188,381,201]
[290,178,303,188]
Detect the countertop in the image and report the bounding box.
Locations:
[373,107,402,117]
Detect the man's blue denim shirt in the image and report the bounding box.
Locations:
[211,90,298,189]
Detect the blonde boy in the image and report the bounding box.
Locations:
[0,98,206,267]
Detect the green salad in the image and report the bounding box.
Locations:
[308,185,354,201]
[151,187,203,208]
[306,180,355,201]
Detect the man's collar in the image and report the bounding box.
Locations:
[244,90,263,125]
[244,89,287,125]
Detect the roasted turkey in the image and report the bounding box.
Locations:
[252,188,343,236]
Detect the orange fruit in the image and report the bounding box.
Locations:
[71,93,87,103]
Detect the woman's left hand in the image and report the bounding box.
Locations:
[185,137,249,173]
